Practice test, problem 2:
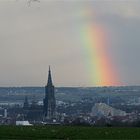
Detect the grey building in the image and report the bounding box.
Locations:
[43,67,56,120]
[23,96,29,109]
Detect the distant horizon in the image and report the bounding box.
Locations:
[0,85,140,88]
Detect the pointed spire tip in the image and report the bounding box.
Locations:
[47,65,53,85]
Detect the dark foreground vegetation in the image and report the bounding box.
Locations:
[0,126,140,139]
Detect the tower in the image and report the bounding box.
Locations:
[23,96,29,109]
[43,66,56,120]
[4,109,7,118]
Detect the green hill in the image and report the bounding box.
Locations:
[0,126,140,139]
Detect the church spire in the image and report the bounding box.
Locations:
[44,66,56,119]
[47,66,53,86]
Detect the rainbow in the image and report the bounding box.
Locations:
[79,9,121,86]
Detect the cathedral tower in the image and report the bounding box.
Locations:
[43,66,56,120]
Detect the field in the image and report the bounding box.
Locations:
[0,126,140,139]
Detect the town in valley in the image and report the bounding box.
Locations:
[0,68,140,126]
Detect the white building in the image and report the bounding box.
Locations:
[91,103,127,117]
[16,121,32,126]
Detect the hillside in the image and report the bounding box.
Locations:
[0,126,140,139]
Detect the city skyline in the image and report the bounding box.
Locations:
[0,1,140,86]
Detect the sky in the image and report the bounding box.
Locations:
[0,0,140,87]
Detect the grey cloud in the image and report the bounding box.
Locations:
[0,0,140,86]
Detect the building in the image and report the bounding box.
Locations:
[91,103,127,117]
[43,66,56,120]
[23,96,29,109]
[16,121,32,126]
